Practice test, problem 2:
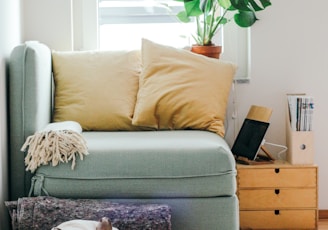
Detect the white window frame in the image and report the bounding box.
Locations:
[72,0,250,82]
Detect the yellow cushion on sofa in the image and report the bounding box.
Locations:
[52,50,142,131]
[132,39,236,137]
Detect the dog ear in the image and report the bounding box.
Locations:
[97,217,112,230]
[101,217,109,222]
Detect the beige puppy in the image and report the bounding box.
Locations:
[51,217,118,230]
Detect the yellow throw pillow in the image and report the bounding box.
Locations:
[53,50,142,131]
[132,39,237,137]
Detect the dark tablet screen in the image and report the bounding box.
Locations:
[231,118,270,160]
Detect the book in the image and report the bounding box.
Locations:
[287,94,314,131]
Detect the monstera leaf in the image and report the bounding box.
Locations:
[230,0,271,27]
[175,0,271,45]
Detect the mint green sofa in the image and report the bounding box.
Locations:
[8,41,239,229]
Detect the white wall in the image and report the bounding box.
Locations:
[0,0,21,229]
[22,0,328,209]
[233,0,328,210]
[22,0,73,50]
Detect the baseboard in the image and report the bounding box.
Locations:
[319,210,328,219]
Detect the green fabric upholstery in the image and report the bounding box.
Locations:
[9,41,52,198]
[31,131,236,198]
[8,42,239,230]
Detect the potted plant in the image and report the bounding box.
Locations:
[175,0,272,58]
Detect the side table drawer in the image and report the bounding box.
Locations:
[240,210,317,229]
[239,188,317,209]
[237,167,317,188]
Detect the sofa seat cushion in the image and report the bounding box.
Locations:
[33,131,236,198]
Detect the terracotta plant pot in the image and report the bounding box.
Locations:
[191,45,222,59]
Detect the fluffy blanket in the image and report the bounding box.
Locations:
[5,196,172,230]
[21,121,88,172]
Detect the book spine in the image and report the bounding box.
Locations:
[287,94,314,132]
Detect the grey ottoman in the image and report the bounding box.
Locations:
[5,196,171,230]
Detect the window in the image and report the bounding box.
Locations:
[98,0,194,50]
[72,0,250,81]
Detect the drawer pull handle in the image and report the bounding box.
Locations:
[275,168,280,173]
[275,189,280,194]
[274,210,280,215]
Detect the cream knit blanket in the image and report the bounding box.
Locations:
[21,121,89,172]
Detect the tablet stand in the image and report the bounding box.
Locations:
[235,145,275,165]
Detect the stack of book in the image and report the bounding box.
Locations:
[287,94,314,131]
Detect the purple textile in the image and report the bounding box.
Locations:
[5,196,171,230]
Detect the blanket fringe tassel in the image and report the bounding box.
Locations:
[21,130,89,173]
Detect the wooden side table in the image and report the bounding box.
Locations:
[237,160,318,229]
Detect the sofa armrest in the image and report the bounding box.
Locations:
[9,41,52,199]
